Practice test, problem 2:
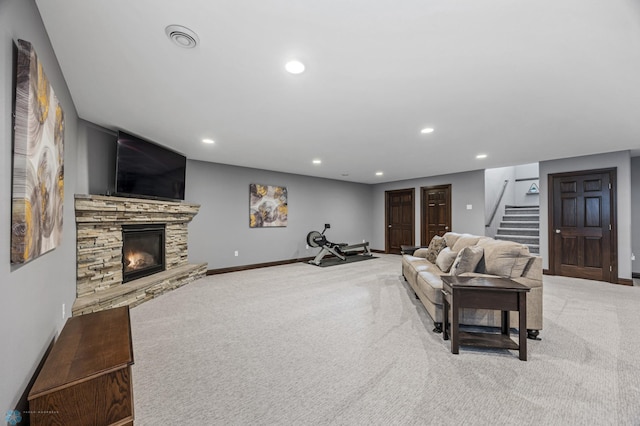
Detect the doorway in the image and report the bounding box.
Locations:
[385,188,415,254]
[548,168,617,283]
[421,184,452,245]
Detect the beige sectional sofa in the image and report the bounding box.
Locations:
[402,232,543,339]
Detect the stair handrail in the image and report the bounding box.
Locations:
[485,179,509,227]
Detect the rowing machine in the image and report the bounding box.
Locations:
[306,224,372,266]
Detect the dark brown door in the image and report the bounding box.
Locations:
[549,169,616,282]
[421,185,452,245]
[385,189,415,254]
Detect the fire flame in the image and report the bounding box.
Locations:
[125,250,155,271]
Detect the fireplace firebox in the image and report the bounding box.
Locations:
[122,224,165,283]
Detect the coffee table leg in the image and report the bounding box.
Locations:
[442,297,449,341]
[519,292,527,361]
[501,310,509,335]
[451,293,459,354]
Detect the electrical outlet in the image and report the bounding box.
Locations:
[466,204,472,210]
[306,244,309,249]
[234,250,238,257]
[62,303,65,320]
[363,239,366,243]
[632,253,636,261]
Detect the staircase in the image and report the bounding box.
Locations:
[495,205,540,254]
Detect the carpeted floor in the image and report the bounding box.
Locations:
[130,254,640,425]
[307,254,377,267]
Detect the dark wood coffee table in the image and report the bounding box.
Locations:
[400,245,424,255]
[441,276,530,361]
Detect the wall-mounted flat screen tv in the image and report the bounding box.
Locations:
[115,131,186,201]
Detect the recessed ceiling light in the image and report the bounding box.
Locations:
[165,25,200,49]
[421,128,435,134]
[476,154,487,159]
[202,138,215,144]
[285,60,305,74]
[376,171,384,176]
[312,159,322,165]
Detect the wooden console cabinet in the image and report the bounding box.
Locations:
[28,306,134,425]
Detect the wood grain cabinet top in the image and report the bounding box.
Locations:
[28,306,134,426]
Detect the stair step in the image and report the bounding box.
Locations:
[497,228,539,236]
[505,208,539,215]
[502,214,539,221]
[495,235,540,244]
[500,221,539,228]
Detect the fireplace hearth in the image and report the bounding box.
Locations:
[122,224,165,282]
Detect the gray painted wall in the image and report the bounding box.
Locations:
[484,166,516,238]
[186,160,374,269]
[514,162,539,207]
[83,120,116,195]
[631,156,640,274]
[370,170,486,249]
[539,151,632,278]
[1,0,79,413]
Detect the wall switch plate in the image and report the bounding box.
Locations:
[466,204,472,210]
[234,251,238,257]
[632,253,636,261]
[306,244,309,249]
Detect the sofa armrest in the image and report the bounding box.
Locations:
[413,248,429,258]
[512,276,542,290]
[521,257,542,281]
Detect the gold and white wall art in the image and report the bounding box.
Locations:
[11,39,65,264]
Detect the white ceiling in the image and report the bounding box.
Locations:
[35,0,640,184]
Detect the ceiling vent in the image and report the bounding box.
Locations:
[165,25,199,49]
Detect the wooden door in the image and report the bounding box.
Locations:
[385,189,415,254]
[549,169,616,282]
[421,185,452,245]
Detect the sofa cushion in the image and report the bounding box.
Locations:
[443,232,462,249]
[449,246,484,276]
[405,256,432,274]
[435,247,458,272]
[476,239,531,278]
[450,234,481,252]
[425,235,447,263]
[416,271,443,305]
[512,253,533,277]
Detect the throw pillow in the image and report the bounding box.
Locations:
[425,235,447,263]
[449,246,484,276]
[435,247,458,273]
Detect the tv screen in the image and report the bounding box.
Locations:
[115,131,186,201]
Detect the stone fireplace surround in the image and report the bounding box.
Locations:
[73,194,207,316]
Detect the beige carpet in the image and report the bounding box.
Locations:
[130,254,640,425]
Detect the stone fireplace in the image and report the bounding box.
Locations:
[73,194,207,316]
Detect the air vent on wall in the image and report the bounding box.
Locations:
[165,25,199,49]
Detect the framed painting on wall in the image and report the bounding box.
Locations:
[10,39,65,264]
[249,184,288,228]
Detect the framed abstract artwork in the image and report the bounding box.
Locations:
[10,39,65,264]
[249,184,287,228]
